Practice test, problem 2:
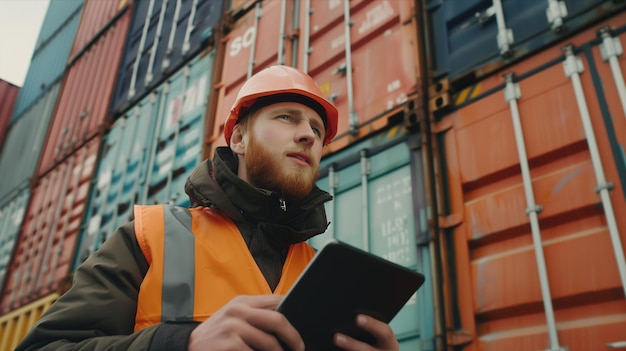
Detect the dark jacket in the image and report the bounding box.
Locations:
[15,147,331,351]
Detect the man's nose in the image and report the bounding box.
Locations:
[295,122,316,145]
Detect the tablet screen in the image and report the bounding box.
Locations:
[276,240,425,351]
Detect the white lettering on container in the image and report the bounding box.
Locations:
[358,1,394,35]
[330,35,345,50]
[229,26,256,57]
[376,175,412,265]
[329,0,341,10]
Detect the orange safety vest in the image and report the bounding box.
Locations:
[133,204,316,331]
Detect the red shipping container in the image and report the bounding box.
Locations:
[297,0,422,153]
[38,8,131,176]
[1,137,100,313]
[435,11,626,351]
[69,0,131,60]
[205,0,298,158]
[0,80,19,151]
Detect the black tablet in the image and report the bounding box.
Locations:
[276,240,425,351]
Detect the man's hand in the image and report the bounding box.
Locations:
[333,314,399,351]
[188,295,304,351]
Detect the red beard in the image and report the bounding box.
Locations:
[245,132,320,201]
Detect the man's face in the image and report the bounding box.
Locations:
[233,101,326,200]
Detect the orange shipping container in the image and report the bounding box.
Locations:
[206,0,299,158]
[1,138,99,313]
[434,11,626,351]
[37,8,131,176]
[297,0,423,153]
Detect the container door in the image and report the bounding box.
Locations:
[313,127,436,350]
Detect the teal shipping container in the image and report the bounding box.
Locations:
[35,0,84,48]
[10,1,84,122]
[0,83,62,204]
[74,51,216,267]
[0,189,30,295]
[312,126,436,350]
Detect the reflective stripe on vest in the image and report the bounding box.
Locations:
[133,204,315,331]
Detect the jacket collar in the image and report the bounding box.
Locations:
[184,147,332,244]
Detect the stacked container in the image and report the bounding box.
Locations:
[0,0,85,306]
[0,0,130,314]
[426,0,626,350]
[72,0,223,267]
[0,80,19,151]
[204,1,436,350]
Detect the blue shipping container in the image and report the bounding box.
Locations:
[313,126,436,351]
[74,51,216,267]
[0,82,62,203]
[35,0,85,48]
[110,0,223,117]
[10,2,83,122]
[427,0,626,84]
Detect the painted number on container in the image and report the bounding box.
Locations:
[229,27,256,57]
[329,0,341,10]
[376,175,412,265]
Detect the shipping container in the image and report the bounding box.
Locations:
[205,0,299,158]
[312,125,436,351]
[37,7,132,177]
[426,0,626,88]
[0,293,58,351]
[0,80,19,151]
[10,3,83,122]
[0,189,30,296]
[110,0,224,116]
[35,0,84,48]
[433,11,626,351]
[1,138,99,313]
[69,0,131,60]
[297,0,425,154]
[0,82,62,204]
[74,51,216,268]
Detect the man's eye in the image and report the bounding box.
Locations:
[278,114,292,121]
[312,127,321,137]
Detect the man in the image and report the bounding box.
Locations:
[16,65,400,351]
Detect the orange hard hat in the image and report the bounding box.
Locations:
[224,65,338,145]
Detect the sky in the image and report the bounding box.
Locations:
[0,0,51,87]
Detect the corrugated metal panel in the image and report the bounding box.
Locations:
[110,0,223,116]
[69,0,130,59]
[35,0,84,48]
[0,80,19,150]
[313,126,435,351]
[426,0,626,86]
[207,0,299,157]
[0,189,30,295]
[143,51,215,207]
[38,9,132,177]
[436,12,626,351]
[1,138,99,313]
[74,51,216,267]
[73,94,160,267]
[0,83,61,204]
[298,0,422,153]
[0,293,58,351]
[11,7,83,122]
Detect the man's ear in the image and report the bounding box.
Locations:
[230,124,246,155]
